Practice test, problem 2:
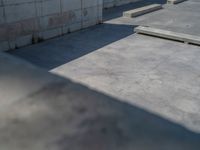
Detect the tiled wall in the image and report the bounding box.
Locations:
[0,0,103,51]
[103,0,140,8]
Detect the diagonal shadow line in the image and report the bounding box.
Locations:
[0,52,200,150]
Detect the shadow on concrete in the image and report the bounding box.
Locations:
[103,0,166,21]
[8,23,135,70]
[27,78,200,149]
[1,50,200,149]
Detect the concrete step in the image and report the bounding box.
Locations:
[123,4,162,18]
[167,0,187,4]
[134,26,200,45]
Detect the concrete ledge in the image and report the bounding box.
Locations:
[167,0,187,4]
[123,4,162,18]
[134,26,200,45]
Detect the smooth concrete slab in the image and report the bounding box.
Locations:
[123,4,162,18]
[167,0,187,4]
[135,26,200,45]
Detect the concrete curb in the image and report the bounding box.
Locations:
[123,4,162,18]
[134,26,200,45]
[167,0,187,4]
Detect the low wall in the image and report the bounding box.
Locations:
[0,0,103,51]
[103,0,140,8]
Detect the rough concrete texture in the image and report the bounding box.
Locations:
[8,0,200,134]
[1,52,200,150]
[0,0,103,51]
[4,0,200,149]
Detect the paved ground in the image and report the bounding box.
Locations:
[1,53,200,150]
[8,0,200,134]
[108,0,200,36]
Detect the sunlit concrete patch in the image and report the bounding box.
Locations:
[51,34,200,133]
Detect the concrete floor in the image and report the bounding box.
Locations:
[1,53,200,150]
[8,0,200,134]
[108,0,200,36]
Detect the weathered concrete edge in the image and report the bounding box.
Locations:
[134,26,200,45]
[123,4,162,18]
[167,0,187,4]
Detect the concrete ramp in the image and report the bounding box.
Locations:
[135,26,200,45]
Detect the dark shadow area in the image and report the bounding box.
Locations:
[1,51,200,149]
[8,24,135,70]
[31,78,200,150]
[103,0,166,21]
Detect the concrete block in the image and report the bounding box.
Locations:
[135,26,200,45]
[15,34,32,48]
[62,0,81,12]
[0,6,4,24]
[4,2,36,23]
[167,0,187,4]
[42,0,61,16]
[62,22,82,34]
[2,0,34,5]
[39,27,62,40]
[123,4,162,18]
[0,41,9,51]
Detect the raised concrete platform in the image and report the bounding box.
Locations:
[167,0,187,4]
[135,26,200,45]
[123,4,162,18]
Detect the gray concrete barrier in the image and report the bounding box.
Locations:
[167,0,187,4]
[135,26,200,45]
[123,4,162,18]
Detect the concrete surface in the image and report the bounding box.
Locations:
[1,52,200,149]
[129,0,200,36]
[123,4,162,18]
[8,0,200,134]
[103,0,166,21]
[3,1,200,149]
